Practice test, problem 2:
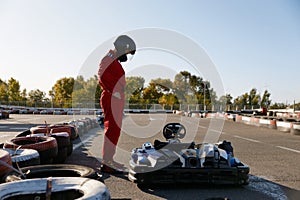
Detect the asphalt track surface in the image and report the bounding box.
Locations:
[1,114,300,200]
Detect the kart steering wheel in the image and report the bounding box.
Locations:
[163,123,186,140]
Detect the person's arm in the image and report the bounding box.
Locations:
[98,59,125,96]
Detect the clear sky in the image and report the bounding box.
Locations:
[0,0,299,104]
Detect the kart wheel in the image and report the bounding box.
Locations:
[0,177,110,200]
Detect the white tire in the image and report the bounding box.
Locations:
[0,177,110,200]
[3,148,40,168]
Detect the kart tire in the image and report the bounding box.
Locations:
[4,164,100,181]
[0,177,110,200]
[3,148,40,168]
[4,136,58,164]
[0,149,12,178]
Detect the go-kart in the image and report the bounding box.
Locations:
[128,123,250,186]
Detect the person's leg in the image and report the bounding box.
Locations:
[101,95,124,170]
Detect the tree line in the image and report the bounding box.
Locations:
[0,71,296,110]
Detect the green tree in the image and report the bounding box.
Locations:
[8,77,22,102]
[20,89,27,103]
[234,93,249,110]
[125,76,145,104]
[260,90,271,108]
[0,79,8,102]
[72,76,99,108]
[151,78,173,93]
[50,77,75,108]
[270,102,286,109]
[158,93,179,109]
[219,94,233,111]
[28,89,46,106]
[142,83,163,104]
[248,88,260,108]
[173,71,191,103]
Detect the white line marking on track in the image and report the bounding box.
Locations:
[73,135,95,150]
[234,135,262,143]
[249,175,288,200]
[276,146,300,154]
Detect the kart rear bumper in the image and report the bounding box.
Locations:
[129,163,249,186]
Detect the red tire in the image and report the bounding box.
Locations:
[50,125,78,140]
[0,149,12,178]
[30,125,78,140]
[4,136,58,164]
[30,126,51,134]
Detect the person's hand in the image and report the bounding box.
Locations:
[113,92,121,99]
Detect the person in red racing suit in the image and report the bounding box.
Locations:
[98,35,136,173]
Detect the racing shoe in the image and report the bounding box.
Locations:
[101,160,126,174]
[101,164,124,174]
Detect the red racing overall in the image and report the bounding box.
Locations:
[98,50,125,163]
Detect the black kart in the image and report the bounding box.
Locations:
[128,123,250,186]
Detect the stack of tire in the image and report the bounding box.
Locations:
[0,163,110,199]
[0,122,110,199]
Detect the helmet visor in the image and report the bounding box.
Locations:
[130,50,135,55]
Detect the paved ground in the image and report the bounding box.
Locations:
[1,114,300,200]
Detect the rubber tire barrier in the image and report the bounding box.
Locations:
[3,148,40,168]
[51,132,71,163]
[0,177,110,200]
[0,149,12,178]
[67,140,74,156]
[4,136,58,164]
[16,131,73,158]
[15,129,31,137]
[51,125,78,140]
[31,125,78,140]
[4,164,100,182]
[291,122,300,136]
